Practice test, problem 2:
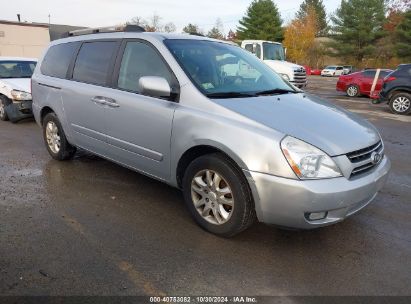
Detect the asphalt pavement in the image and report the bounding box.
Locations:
[0,76,410,296]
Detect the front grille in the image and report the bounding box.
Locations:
[292,68,307,86]
[347,141,384,178]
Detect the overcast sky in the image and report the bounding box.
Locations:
[2,0,341,33]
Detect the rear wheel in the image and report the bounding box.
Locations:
[182,153,256,237]
[389,92,411,115]
[0,96,10,121]
[42,112,76,160]
[346,85,360,97]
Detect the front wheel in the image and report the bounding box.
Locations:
[389,92,411,115]
[0,96,10,121]
[182,153,256,237]
[42,112,76,160]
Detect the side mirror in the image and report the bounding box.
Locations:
[138,76,171,98]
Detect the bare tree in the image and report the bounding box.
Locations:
[128,16,147,28]
[127,14,176,33]
[207,18,225,40]
[164,22,177,33]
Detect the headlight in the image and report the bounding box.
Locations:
[11,90,32,101]
[281,136,342,179]
[279,73,290,81]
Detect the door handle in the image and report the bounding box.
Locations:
[91,96,119,108]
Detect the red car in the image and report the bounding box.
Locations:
[310,68,322,76]
[336,69,393,97]
[304,66,322,76]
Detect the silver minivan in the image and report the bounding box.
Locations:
[32,26,390,237]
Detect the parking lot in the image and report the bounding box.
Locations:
[0,75,410,296]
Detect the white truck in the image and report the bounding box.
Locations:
[241,40,307,89]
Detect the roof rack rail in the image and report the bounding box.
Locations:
[189,32,205,37]
[61,24,145,38]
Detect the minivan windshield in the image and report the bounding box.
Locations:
[165,39,296,98]
[0,61,36,78]
[325,66,336,70]
[262,42,285,61]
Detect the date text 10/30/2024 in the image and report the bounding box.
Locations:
[150,296,258,303]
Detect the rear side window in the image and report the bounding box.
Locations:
[363,70,376,78]
[73,41,118,86]
[117,41,173,93]
[41,42,79,78]
[397,66,411,77]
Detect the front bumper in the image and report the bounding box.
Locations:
[245,156,390,229]
[5,100,33,122]
[291,81,307,89]
[336,82,346,92]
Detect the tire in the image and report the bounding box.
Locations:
[42,112,76,160]
[182,153,256,237]
[389,92,411,115]
[346,84,360,97]
[0,96,10,121]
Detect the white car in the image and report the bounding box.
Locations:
[321,66,344,77]
[0,57,37,122]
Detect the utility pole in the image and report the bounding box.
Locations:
[48,14,51,25]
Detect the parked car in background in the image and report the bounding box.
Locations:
[321,66,344,77]
[343,65,354,75]
[304,66,321,76]
[32,26,390,236]
[310,68,322,76]
[378,64,411,115]
[0,57,37,122]
[337,69,393,97]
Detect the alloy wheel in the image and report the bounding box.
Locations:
[191,169,234,225]
[45,121,61,154]
[347,86,358,97]
[392,96,411,113]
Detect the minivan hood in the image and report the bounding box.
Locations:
[213,93,380,156]
[0,78,31,93]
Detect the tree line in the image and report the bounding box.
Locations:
[127,0,411,68]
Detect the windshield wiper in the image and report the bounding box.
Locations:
[206,92,257,99]
[254,88,298,96]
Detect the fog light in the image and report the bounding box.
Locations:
[306,212,327,221]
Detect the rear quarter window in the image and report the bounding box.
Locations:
[41,42,79,78]
[379,71,391,78]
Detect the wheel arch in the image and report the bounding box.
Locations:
[175,143,248,189]
[0,93,12,102]
[387,88,411,100]
[39,106,56,125]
